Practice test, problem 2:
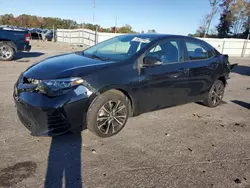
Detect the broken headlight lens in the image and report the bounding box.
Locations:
[35,77,84,96]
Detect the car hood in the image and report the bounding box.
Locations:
[23,53,114,79]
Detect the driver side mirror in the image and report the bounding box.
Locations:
[143,56,162,67]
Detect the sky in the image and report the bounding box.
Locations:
[0,0,220,35]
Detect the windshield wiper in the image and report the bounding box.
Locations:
[80,51,109,61]
[90,54,107,61]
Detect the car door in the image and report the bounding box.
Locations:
[183,39,220,102]
[134,38,191,113]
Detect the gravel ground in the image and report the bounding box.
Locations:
[0,41,250,188]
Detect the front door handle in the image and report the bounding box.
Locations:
[179,68,190,75]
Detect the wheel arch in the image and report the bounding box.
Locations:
[218,75,227,86]
[115,88,134,117]
[0,40,17,52]
[92,86,136,117]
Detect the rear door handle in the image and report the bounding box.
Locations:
[167,68,190,78]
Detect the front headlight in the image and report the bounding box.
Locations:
[34,77,84,96]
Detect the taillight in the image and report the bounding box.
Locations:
[25,33,30,42]
[223,54,237,70]
[224,55,230,68]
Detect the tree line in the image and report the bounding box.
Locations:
[0,14,157,34]
[0,14,78,29]
[190,0,250,38]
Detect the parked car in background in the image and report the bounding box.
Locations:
[0,25,56,42]
[0,28,31,61]
[28,29,43,40]
[14,34,235,137]
[41,30,55,41]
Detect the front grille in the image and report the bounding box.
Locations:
[47,110,69,129]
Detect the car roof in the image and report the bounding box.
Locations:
[121,33,197,40]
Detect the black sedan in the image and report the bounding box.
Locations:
[14,34,234,137]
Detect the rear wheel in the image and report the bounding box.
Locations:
[0,43,15,61]
[87,90,130,137]
[203,80,225,107]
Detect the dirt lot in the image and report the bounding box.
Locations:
[0,41,250,188]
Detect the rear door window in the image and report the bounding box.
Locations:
[185,40,215,61]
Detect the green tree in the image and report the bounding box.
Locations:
[197,14,210,37]
[0,13,144,33]
[16,14,29,27]
[0,14,15,25]
[100,27,112,32]
[118,24,135,33]
[204,0,221,37]
[230,0,249,35]
[217,0,234,37]
[242,0,250,36]
[84,23,97,30]
[147,29,156,33]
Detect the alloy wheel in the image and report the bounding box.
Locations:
[211,81,224,106]
[97,100,127,135]
[0,45,12,60]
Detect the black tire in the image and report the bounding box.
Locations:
[203,80,225,108]
[87,90,130,137]
[0,43,15,61]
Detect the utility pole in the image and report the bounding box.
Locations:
[115,16,117,33]
[241,34,250,57]
[53,24,55,42]
[93,0,95,25]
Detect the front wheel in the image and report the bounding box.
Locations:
[203,80,225,108]
[87,90,130,137]
[0,43,15,61]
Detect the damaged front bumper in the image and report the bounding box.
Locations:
[13,85,96,136]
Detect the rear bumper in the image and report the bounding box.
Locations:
[16,44,31,52]
[13,87,92,136]
[23,44,31,52]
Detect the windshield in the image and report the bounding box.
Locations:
[83,35,156,61]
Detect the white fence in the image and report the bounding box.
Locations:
[57,29,96,46]
[57,28,122,47]
[201,38,250,57]
[56,29,250,57]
